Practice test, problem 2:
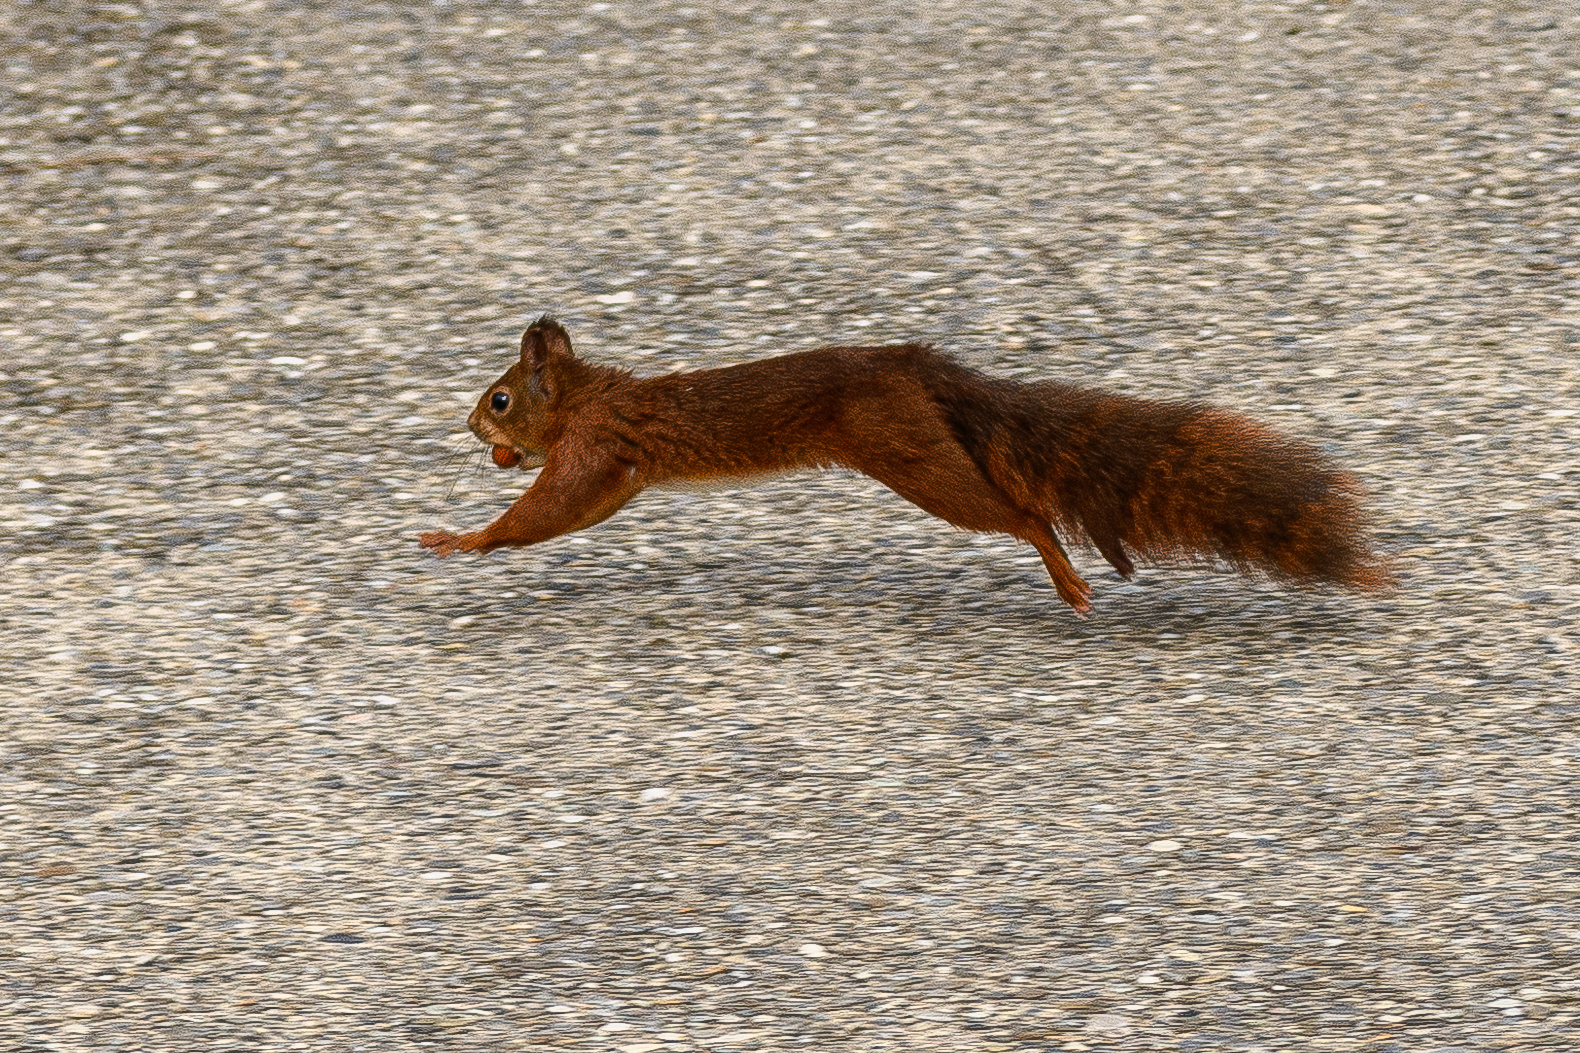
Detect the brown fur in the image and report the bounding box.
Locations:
[419,317,1391,614]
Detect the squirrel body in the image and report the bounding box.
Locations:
[420,317,1390,614]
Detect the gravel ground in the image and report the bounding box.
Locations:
[4,1,1579,1050]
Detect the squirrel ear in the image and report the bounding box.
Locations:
[519,316,574,397]
[520,315,575,369]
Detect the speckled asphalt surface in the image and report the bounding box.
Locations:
[4,2,1579,1050]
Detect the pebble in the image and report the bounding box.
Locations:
[1085,1014,1132,1035]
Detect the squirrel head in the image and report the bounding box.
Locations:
[466,315,575,469]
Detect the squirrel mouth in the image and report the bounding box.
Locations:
[490,444,523,468]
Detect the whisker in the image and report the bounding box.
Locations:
[442,440,487,502]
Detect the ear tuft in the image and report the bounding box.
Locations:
[519,316,576,400]
[520,315,575,369]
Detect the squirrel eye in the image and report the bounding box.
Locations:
[490,391,510,413]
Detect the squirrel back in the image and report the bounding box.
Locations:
[420,318,1391,613]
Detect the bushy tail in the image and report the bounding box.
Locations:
[1106,405,1392,588]
[948,376,1392,590]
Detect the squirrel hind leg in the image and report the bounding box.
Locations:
[1090,530,1136,580]
[857,448,1093,614]
[1024,523,1094,615]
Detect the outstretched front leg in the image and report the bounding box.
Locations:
[420,450,642,556]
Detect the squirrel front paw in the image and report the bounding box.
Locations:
[419,530,470,557]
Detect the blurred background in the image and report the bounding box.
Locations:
[3,2,1577,1050]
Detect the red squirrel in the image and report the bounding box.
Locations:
[419,317,1391,614]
